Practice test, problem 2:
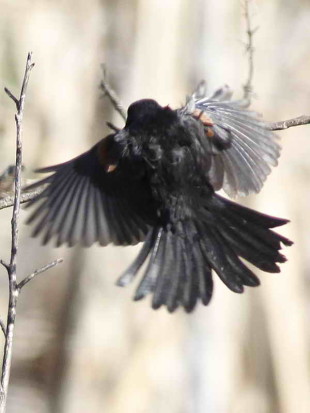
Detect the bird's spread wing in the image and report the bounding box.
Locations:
[25,134,154,247]
[183,85,280,197]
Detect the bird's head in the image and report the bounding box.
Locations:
[125,99,176,131]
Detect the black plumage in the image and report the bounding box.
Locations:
[25,86,292,312]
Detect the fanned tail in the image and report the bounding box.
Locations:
[117,225,214,312]
[117,195,292,312]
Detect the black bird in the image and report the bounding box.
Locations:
[25,86,292,312]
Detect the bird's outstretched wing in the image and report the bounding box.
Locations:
[182,85,280,197]
[25,134,155,247]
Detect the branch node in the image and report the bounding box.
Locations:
[0,261,10,273]
[3,88,19,109]
[17,258,64,292]
[0,52,35,412]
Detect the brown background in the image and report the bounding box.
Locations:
[0,0,309,412]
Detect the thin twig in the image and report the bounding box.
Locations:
[3,89,19,109]
[241,0,310,130]
[243,0,258,102]
[0,52,35,411]
[0,53,62,413]
[267,115,310,131]
[106,121,120,133]
[0,322,5,339]
[0,187,44,211]
[99,65,126,121]
[0,261,9,272]
[17,259,63,291]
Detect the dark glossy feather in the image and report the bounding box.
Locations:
[25,138,154,247]
[25,92,292,312]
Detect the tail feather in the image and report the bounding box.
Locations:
[210,195,293,274]
[218,220,284,273]
[150,231,172,308]
[220,214,286,260]
[116,231,155,287]
[212,195,289,229]
[166,236,184,312]
[196,221,244,293]
[213,230,260,287]
[117,196,292,312]
[218,207,292,249]
[192,243,213,307]
[133,229,168,302]
[179,234,201,312]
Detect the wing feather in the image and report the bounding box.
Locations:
[183,86,280,197]
[25,134,155,246]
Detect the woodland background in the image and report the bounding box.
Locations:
[0,0,310,412]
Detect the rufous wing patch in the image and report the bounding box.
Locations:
[97,137,118,173]
[205,127,215,138]
[106,164,117,173]
[192,109,215,138]
[192,109,214,127]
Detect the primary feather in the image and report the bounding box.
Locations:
[25,87,292,312]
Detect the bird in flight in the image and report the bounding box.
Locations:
[25,85,292,312]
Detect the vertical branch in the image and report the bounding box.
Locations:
[0,53,35,412]
[243,0,258,102]
[0,53,62,413]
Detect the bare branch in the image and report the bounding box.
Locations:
[17,259,63,292]
[0,51,35,412]
[0,322,5,339]
[99,65,126,121]
[267,115,310,131]
[3,88,19,110]
[0,261,9,273]
[241,2,310,132]
[106,121,120,133]
[0,187,44,211]
[0,54,63,411]
[243,0,258,102]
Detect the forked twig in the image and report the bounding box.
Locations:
[242,0,310,130]
[0,53,62,413]
[99,65,126,121]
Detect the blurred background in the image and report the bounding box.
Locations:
[0,0,310,412]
